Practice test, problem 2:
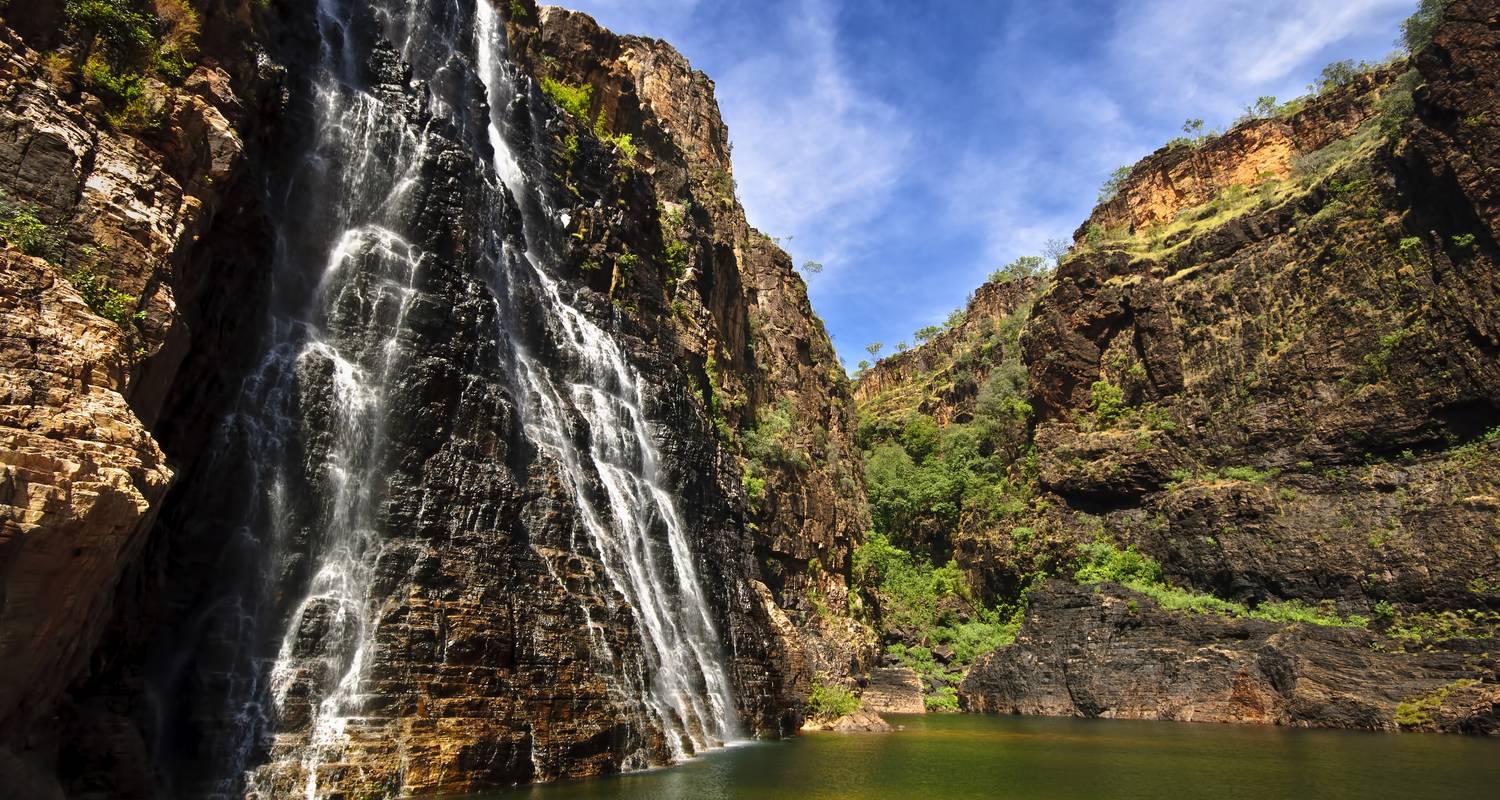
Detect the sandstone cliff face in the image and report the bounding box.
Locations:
[855,276,1040,427]
[516,6,873,680]
[3,1,872,798]
[0,16,251,795]
[961,1,1500,729]
[963,580,1497,733]
[1080,65,1402,239]
[854,1,1500,732]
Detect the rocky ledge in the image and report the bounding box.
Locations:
[961,581,1500,734]
[803,709,894,733]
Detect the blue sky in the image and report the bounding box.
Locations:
[557,0,1418,367]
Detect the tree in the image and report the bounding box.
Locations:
[1043,238,1071,266]
[1098,164,1133,203]
[1313,60,1360,93]
[800,259,824,274]
[989,254,1047,284]
[1182,118,1205,137]
[1401,0,1452,53]
[857,359,871,373]
[1245,96,1277,120]
[913,325,942,343]
[865,342,883,359]
[896,341,909,353]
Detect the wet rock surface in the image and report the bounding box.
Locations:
[2,0,868,797]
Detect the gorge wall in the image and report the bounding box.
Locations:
[856,0,1500,733]
[0,1,866,798]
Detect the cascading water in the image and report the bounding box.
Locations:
[149,0,741,796]
[472,1,739,762]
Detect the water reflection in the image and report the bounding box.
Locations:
[478,714,1500,800]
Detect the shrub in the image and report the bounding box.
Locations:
[0,193,63,259]
[68,270,146,330]
[988,254,1048,285]
[808,676,859,720]
[1314,60,1361,93]
[1089,379,1126,424]
[66,0,156,55]
[925,686,959,712]
[744,398,806,470]
[1074,538,1162,586]
[1075,539,1367,627]
[913,325,942,343]
[1219,465,1278,484]
[540,76,593,121]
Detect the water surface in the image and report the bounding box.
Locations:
[489,714,1500,800]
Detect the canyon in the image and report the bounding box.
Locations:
[0,1,1495,799]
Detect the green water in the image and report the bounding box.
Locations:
[489,714,1500,800]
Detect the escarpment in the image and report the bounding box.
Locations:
[0,1,867,798]
[857,0,1500,733]
[0,7,267,795]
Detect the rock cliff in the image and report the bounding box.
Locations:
[0,9,258,795]
[0,1,869,798]
[856,0,1500,733]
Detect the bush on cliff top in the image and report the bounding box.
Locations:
[1401,0,1453,53]
[52,0,202,128]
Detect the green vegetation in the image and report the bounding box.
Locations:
[1401,0,1453,54]
[1089,380,1126,425]
[987,254,1049,285]
[1394,679,1477,729]
[853,532,1021,710]
[744,398,807,470]
[0,191,63,259]
[1217,465,1279,484]
[69,268,147,342]
[539,76,639,161]
[808,676,860,720]
[540,76,593,120]
[1384,608,1500,652]
[53,0,201,128]
[1452,232,1476,250]
[659,204,691,282]
[1074,539,1369,628]
[1097,164,1132,203]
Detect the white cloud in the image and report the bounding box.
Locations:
[1108,0,1413,122]
[714,0,913,279]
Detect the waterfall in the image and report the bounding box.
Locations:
[471,0,739,762]
[149,1,741,796]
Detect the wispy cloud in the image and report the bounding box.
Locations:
[715,0,912,278]
[555,0,1417,366]
[1108,0,1412,121]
